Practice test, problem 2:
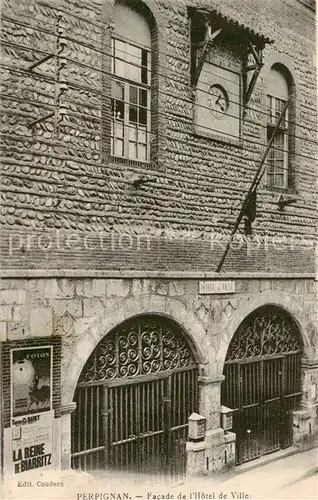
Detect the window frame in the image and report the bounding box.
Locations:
[266,94,289,189]
[111,36,151,163]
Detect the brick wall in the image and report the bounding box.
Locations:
[0,0,316,273]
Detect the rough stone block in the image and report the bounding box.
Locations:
[156,282,169,295]
[29,307,53,336]
[74,317,96,338]
[106,279,130,297]
[0,289,26,305]
[52,299,83,319]
[0,321,7,341]
[131,279,150,296]
[0,305,13,321]
[83,298,105,318]
[168,281,185,296]
[12,306,29,322]
[82,279,107,298]
[44,279,74,299]
[260,280,272,292]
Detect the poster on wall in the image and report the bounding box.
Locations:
[11,346,52,417]
[11,410,54,474]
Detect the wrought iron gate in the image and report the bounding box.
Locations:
[71,316,199,479]
[221,306,302,465]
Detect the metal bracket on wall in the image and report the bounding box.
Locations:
[192,26,223,87]
[27,11,68,132]
[243,40,264,110]
[277,194,299,211]
[132,175,156,188]
[28,53,55,72]
[28,112,55,128]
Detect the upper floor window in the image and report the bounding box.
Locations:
[111,3,151,162]
[266,67,289,189]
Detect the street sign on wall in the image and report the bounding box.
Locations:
[199,280,235,295]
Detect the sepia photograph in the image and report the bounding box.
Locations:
[0,0,317,499]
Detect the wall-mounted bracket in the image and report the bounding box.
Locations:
[192,27,222,87]
[28,111,54,128]
[277,194,298,211]
[28,53,55,72]
[243,40,264,109]
[132,175,156,188]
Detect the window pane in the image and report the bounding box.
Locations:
[115,59,125,77]
[126,43,140,59]
[113,40,125,77]
[267,173,274,187]
[129,125,137,141]
[111,39,115,74]
[114,138,124,156]
[139,106,147,125]
[112,80,124,100]
[138,144,146,161]
[138,126,146,143]
[126,45,142,82]
[112,99,124,120]
[274,173,284,187]
[141,49,148,84]
[126,63,141,82]
[129,142,137,159]
[114,122,124,138]
[129,86,138,104]
[267,126,287,188]
[139,89,148,107]
[114,39,125,59]
[267,95,272,123]
[129,105,138,123]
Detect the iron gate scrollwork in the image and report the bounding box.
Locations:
[71,316,199,480]
[222,306,302,465]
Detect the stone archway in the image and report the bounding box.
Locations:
[221,304,303,465]
[62,294,209,405]
[60,294,209,471]
[71,313,201,479]
[216,289,312,376]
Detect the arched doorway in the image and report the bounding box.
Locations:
[71,315,199,479]
[221,306,302,465]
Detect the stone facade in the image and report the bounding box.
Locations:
[0,0,317,481]
[1,274,318,475]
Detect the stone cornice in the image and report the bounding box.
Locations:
[0,269,315,279]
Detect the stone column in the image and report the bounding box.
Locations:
[293,359,318,449]
[60,402,77,470]
[186,375,236,477]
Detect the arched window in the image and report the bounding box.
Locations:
[266,67,290,188]
[111,3,151,161]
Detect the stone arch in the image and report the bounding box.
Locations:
[216,289,312,375]
[62,294,208,405]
